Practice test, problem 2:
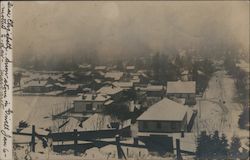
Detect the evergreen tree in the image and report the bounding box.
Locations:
[196,131,211,159]
[211,130,220,159]
[219,133,229,159]
[238,107,249,129]
[196,131,229,160]
[229,136,241,159]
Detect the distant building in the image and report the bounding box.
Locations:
[95,66,107,71]
[137,98,188,133]
[180,70,192,81]
[104,71,124,81]
[78,64,91,71]
[112,81,133,90]
[126,66,135,72]
[97,86,124,101]
[167,81,196,99]
[140,84,166,98]
[63,84,81,95]
[73,94,112,113]
[23,80,49,93]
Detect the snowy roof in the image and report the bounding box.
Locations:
[76,93,111,102]
[167,81,196,94]
[131,78,140,83]
[112,82,133,88]
[97,86,123,95]
[126,66,135,70]
[95,66,107,70]
[236,60,250,73]
[137,98,188,121]
[141,85,165,92]
[181,70,189,75]
[78,64,91,69]
[64,84,79,90]
[105,71,124,81]
[198,70,205,75]
[94,79,102,84]
[85,71,92,76]
[54,83,64,87]
[25,80,47,87]
[104,100,114,105]
[45,84,53,87]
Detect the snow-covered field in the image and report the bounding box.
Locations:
[194,70,249,143]
[13,96,76,130]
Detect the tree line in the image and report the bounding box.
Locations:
[196,131,246,160]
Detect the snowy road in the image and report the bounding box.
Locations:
[194,70,248,140]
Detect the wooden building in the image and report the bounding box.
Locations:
[137,98,188,133]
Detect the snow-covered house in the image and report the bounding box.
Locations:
[167,81,196,105]
[63,84,81,95]
[112,81,133,90]
[78,64,91,71]
[97,86,124,101]
[23,80,49,93]
[95,66,107,71]
[104,71,124,81]
[140,85,166,98]
[137,98,188,133]
[73,94,112,113]
[126,66,135,72]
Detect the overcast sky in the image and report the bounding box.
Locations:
[13,1,249,61]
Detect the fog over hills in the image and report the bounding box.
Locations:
[13,1,249,67]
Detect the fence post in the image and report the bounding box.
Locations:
[31,125,35,152]
[74,129,78,156]
[176,139,182,160]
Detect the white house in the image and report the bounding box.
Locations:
[137,98,188,133]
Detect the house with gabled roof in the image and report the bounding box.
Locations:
[166,81,196,105]
[137,98,189,133]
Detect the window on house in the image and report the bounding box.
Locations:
[156,122,162,129]
[171,122,176,130]
[143,121,148,129]
[97,104,102,109]
[86,104,92,111]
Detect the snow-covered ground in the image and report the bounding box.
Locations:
[13,96,76,130]
[193,70,249,144]
[13,69,249,159]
